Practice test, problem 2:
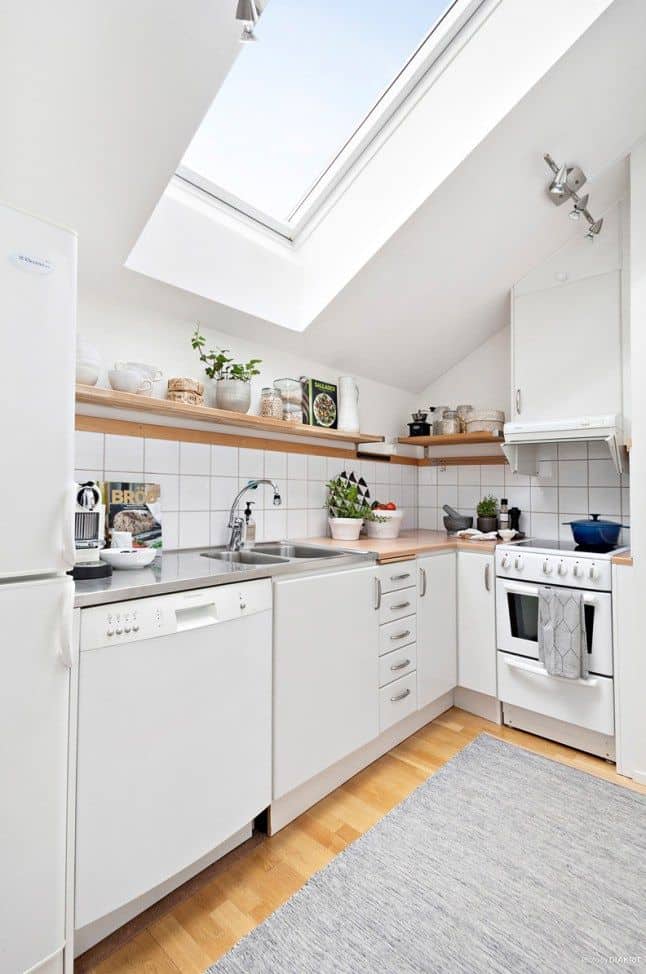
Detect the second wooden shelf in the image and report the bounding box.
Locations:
[397,431,505,447]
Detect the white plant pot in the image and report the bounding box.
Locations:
[328,517,363,540]
[215,378,251,413]
[365,510,404,540]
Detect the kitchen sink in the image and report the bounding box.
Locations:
[201,550,290,565]
[253,543,343,559]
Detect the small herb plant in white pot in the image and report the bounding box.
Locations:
[191,326,261,413]
[325,476,381,540]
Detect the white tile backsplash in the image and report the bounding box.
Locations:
[264,450,288,480]
[588,486,621,516]
[105,434,143,472]
[179,441,210,476]
[179,475,210,512]
[558,442,587,460]
[75,433,629,551]
[145,438,179,474]
[211,445,238,478]
[559,486,589,514]
[179,511,210,548]
[239,448,265,480]
[75,431,104,470]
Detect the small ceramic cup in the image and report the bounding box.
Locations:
[111,530,134,549]
[108,368,152,395]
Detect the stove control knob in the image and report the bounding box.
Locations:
[589,564,600,581]
[501,554,511,569]
[132,612,139,633]
[573,563,583,578]
[115,614,123,635]
[514,556,523,571]
[542,559,553,575]
[124,614,132,633]
[557,561,567,576]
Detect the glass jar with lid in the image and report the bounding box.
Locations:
[439,410,460,435]
[260,386,283,420]
[273,378,303,424]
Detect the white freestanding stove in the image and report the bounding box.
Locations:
[495,538,627,759]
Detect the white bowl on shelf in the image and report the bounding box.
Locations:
[365,509,404,539]
[99,548,158,570]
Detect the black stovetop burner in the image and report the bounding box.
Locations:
[515,538,623,555]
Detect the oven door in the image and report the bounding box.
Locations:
[496,578,613,676]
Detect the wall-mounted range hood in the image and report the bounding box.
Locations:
[502,415,624,475]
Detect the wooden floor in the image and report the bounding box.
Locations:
[78,708,645,973]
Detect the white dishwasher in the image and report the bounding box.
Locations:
[75,579,272,933]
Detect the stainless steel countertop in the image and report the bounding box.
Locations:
[73,546,376,608]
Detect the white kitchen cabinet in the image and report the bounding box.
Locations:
[416,552,457,707]
[512,270,622,422]
[457,551,497,697]
[273,566,379,799]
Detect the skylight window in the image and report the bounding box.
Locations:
[179,0,481,236]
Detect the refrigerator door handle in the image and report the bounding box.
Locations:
[58,591,74,669]
[62,484,76,570]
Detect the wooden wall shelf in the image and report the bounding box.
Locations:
[397,432,505,447]
[75,385,384,446]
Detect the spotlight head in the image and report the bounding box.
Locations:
[549,164,569,199]
[569,208,581,221]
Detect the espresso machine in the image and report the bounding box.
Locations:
[69,481,111,579]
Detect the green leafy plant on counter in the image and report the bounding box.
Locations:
[191,326,262,382]
[476,494,498,517]
[325,477,384,521]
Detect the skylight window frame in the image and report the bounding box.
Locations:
[177,0,489,243]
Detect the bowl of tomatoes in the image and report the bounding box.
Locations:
[366,501,404,539]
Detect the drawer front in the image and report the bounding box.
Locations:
[379,586,416,625]
[378,561,416,594]
[497,652,614,736]
[379,614,417,656]
[379,645,417,687]
[379,672,417,731]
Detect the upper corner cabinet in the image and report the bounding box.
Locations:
[510,209,623,423]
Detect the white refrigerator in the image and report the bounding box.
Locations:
[0,202,76,974]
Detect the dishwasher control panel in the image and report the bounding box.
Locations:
[79,579,272,650]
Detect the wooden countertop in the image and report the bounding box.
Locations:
[612,552,633,567]
[303,530,502,563]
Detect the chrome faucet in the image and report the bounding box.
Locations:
[227,479,282,550]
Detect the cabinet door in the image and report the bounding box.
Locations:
[417,552,457,708]
[457,552,497,696]
[512,271,621,422]
[273,566,379,799]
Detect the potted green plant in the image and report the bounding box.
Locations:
[325,476,378,540]
[476,494,499,533]
[191,326,262,413]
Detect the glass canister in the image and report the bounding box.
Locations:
[429,405,448,435]
[439,410,460,435]
[273,378,303,424]
[260,386,283,420]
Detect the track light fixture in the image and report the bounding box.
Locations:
[236,0,265,42]
[544,153,603,241]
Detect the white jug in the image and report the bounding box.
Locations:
[337,376,360,433]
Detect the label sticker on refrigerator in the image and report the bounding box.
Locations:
[9,253,54,274]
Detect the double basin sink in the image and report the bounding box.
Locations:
[201,542,343,566]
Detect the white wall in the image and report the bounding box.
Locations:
[77,289,412,441]
[416,326,510,417]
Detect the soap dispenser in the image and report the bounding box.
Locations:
[244,500,256,544]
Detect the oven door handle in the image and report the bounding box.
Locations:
[503,654,599,687]
[501,581,599,606]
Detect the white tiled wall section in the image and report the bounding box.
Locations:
[75,432,418,549]
[418,442,630,543]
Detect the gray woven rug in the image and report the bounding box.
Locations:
[208,735,645,973]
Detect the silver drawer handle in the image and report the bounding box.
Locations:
[390,601,411,611]
[390,629,411,641]
[390,688,411,703]
[390,572,411,581]
[390,658,411,672]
